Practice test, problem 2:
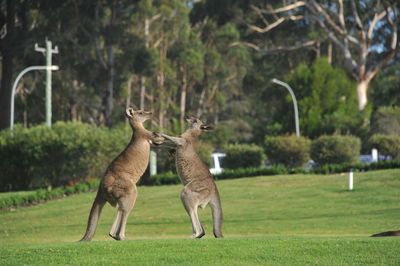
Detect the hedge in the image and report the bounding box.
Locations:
[145,172,181,186]
[311,159,400,174]
[0,122,129,192]
[367,134,400,159]
[214,165,288,180]
[222,143,265,169]
[311,135,361,165]
[264,136,311,167]
[0,178,100,209]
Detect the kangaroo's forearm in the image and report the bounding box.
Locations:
[153,141,177,149]
[161,134,184,145]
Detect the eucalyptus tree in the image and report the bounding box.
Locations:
[246,0,399,111]
[71,0,148,127]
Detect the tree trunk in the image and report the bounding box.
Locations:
[327,42,332,64]
[196,87,206,118]
[357,79,369,111]
[103,45,114,127]
[139,18,150,111]
[71,80,80,122]
[140,76,146,110]
[0,52,13,130]
[158,71,165,130]
[180,70,187,132]
[125,77,133,126]
[0,0,15,130]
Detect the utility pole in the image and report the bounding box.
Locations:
[35,39,58,127]
[10,65,59,135]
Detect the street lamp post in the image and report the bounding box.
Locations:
[271,78,300,137]
[10,65,59,135]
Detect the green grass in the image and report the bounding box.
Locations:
[1,237,399,265]
[0,169,399,265]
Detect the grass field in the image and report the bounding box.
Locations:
[0,169,399,265]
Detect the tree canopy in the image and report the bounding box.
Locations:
[0,0,399,143]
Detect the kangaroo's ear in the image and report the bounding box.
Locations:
[200,124,214,131]
[185,115,196,123]
[126,107,135,118]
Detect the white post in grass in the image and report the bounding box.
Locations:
[372,148,378,162]
[349,170,354,191]
[150,150,157,176]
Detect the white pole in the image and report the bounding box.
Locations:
[150,150,157,176]
[213,154,221,171]
[372,149,378,162]
[36,40,59,128]
[349,170,354,191]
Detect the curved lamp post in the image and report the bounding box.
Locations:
[271,78,300,137]
[10,65,59,134]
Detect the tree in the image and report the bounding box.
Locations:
[280,57,363,137]
[371,62,400,108]
[247,0,399,111]
[0,0,38,130]
[72,0,144,127]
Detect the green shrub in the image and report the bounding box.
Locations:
[215,165,287,180]
[86,178,101,190]
[223,144,265,169]
[36,189,48,200]
[367,134,400,159]
[47,188,65,199]
[10,196,24,206]
[74,182,90,193]
[0,197,13,209]
[311,135,361,165]
[0,181,89,209]
[0,122,129,192]
[264,136,311,167]
[64,186,75,195]
[150,165,288,183]
[148,172,180,186]
[311,159,400,174]
[26,194,39,204]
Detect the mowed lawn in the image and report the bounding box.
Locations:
[0,169,399,265]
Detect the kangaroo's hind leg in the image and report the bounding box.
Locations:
[110,185,138,241]
[209,190,223,238]
[180,187,205,238]
[109,209,121,239]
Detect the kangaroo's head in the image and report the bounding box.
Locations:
[126,107,152,125]
[185,116,213,132]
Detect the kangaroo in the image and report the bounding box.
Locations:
[160,116,223,238]
[80,107,164,241]
[371,230,400,237]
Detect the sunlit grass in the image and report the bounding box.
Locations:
[0,169,399,265]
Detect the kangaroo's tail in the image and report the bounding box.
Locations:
[371,230,400,237]
[209,189,223,238]
[79,192,106,242]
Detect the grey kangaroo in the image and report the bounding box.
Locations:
[80,108,163,241]
[161,116,223,238]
